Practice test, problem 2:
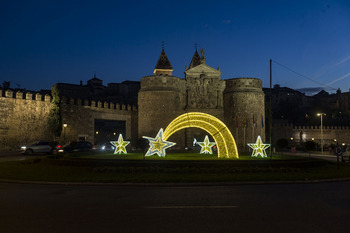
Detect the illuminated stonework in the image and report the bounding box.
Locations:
[143,128,176,157]
[197,135,216,154]
[163,112,238,158]
[110,134,130,154]
[247,135,270,158]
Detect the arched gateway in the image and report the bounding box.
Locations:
[163,112,239,158]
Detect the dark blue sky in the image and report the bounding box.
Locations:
[1,0,350,92]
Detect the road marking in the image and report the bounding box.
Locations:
[146,206,238,209]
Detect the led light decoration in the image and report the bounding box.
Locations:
[247,135,270,158]
[143,128,176,157]
[162,112,238,158]
[110,134,130,154]
[197,135,216,154]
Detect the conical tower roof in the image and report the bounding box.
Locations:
[154,49,173,70]
[188,50,201,69]
[153,49,173,76]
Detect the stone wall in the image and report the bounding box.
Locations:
[273,123,350,147]
[224,78,266,151]
[60,97,138,147]
[0,89,52,150]
[0,89,138,150]
[138,75,186,142]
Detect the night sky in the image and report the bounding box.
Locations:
[1,0,350,93]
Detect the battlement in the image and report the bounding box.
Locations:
[140,75,186,92]
[225,78,262,92]
[0,89,137,111]
[61,96,137,111]
[273,123,350,130]
[0,89,51,102]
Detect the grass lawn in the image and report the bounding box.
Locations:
[74,151,299,160]
[0,152,349,183]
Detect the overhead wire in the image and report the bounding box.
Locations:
[271,59,337,90]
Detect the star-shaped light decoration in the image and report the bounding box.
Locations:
[197,135,216,154]
[247,135,270,158]
[143,128,176,157]
[110,134,130,154]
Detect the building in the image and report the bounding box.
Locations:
[0,48,266,152]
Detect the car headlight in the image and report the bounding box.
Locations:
[21,146,27,150]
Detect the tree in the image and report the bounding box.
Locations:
[276,138,289,159]
[2,81,10,89]
[48,84,62,139]
[304,140,316,157]
[276,138,288,151]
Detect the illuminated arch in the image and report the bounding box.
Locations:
[163,112,239,158]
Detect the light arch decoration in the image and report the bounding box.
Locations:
[163,112,239,158]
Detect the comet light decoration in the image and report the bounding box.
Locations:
[110,134,130,154]
[143,128,176,157]
[197,135,216,154]
[247,135,270,158]
[162,112,238,158]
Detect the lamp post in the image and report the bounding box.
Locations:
[63,124,67,144]
[317,113,325,154]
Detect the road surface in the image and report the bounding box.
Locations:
[0,181,349,233]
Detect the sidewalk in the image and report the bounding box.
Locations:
[288,151,346,163]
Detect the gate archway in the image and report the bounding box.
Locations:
[163,112,238,158]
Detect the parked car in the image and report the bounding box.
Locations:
[95,142,115,152]
[58,141,93,153]
[342,146,350,162]
[18,141,59,155]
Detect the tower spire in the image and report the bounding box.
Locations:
[153,44,173,76]
[188,46,201,69]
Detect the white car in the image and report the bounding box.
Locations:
[19,141,57,155]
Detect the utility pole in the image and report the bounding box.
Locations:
[317,113,325,154]
[269,59,272,158]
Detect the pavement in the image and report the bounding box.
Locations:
[0,150,43,162]
[1,181,350,233]
[288,151,350,163]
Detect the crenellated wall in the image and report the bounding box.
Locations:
[0,89,138,150]
[0,89,52,150]
[60,96,138,146]
[273,123,350,147]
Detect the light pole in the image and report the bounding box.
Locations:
[63,124,67,144]
[317,113,325,154]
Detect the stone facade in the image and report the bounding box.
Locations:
[0,90,52,150]
[0,48,266,153]
[60,97,138,147]
[138,75,186,138]
[138,49,266,151]
[224,78,266,150]
[273,123,350,148]
[0,88,138,150]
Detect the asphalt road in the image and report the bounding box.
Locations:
[0,151,44,162]
[1,181,350,233]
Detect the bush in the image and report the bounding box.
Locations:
[276,138,289,150]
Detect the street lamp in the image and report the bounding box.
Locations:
[63,124,67,144]
[317,113,326,154]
